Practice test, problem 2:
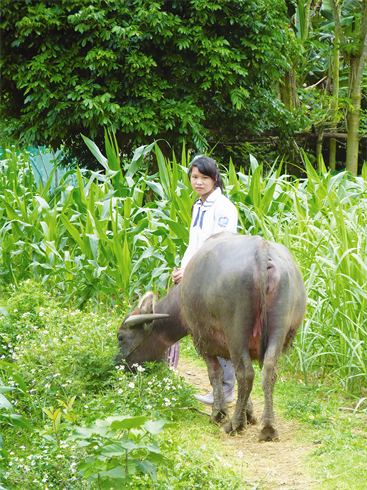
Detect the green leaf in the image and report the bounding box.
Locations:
[109,415,147,431]
[9,414,33,430]
[145,180,165,198]
[259,182,276,214]
[155,143,171,199]
[127,142,156,177]
[81,134,109,171]
[104,129,121,173]
[3,201,20,220]
[12,374,28,393]
[361,162,367,182]
[120,234,132,292]
[165,219,189,242]
[249,154,259,172]
[99,466,127,480]
[0,307,8,317]
[248,165,262,208]
[101,441,138,456]
[0,387,13,394]
[143,419,174,434]
[137,459,157,479]
[0,361,18,371]
[0,394,13,411]
[59,215,86,252]
[68,425,110,440]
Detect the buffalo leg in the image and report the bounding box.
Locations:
[223,351,255,434]
[204,356,229,423]
[246,396,257,425]
[259,342,280,441]
[223,307,258,434]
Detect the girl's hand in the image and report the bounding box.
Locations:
[172,267,185,284]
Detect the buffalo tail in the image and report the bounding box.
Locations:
[258,239,269,368]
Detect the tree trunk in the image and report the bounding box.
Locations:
[345,35,367,175]
[280,68,298,111]
[301,0,313,44]
[316,131,324,172]
[329,26,340,172]
[329,0,367,175]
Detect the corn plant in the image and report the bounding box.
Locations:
[1,139,367,395]
[0,138,167,307]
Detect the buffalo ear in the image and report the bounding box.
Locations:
[138,291,156,314]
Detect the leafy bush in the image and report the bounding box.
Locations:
[1,281,243,490]
[68,415,173,489]
[0,363,32,460]
[2,436,89,490]
[0,0,290,164]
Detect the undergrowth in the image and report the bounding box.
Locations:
[0,281,242,490]
[274,367,367,490]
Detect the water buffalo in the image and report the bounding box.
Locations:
[116,233,307,441]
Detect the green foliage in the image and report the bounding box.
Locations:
[0,141,173,308]
[68,415,173,488]
[272,374,367,490]
[0,281,241,490]
[0,363,32,457]
[0,267,366,490]
[1,140,367,398]
[0,0,290,163]
[0,284,118,401]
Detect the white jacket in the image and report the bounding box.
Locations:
[181,187,238,268]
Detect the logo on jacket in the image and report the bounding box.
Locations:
[218,216,229,227]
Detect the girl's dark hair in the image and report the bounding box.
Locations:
[188,155,223,192]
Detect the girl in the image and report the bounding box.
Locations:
[169,155,237,405]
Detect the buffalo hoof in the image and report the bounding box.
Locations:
[258,424,279,442]
[210,409,228,425]
[246,412,257,425]
[223,420,245,435]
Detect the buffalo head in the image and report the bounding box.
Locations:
[115,291,170,367]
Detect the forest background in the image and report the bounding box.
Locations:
[1,0,367,175]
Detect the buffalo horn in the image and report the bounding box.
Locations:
[124,313,169,328]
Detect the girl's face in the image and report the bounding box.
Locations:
[190,166,216,202]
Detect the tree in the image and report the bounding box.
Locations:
[328,0,367,175]
[0,0,290,165]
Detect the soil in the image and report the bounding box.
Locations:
[177,359,318,490]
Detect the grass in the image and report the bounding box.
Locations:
[0,281,242,490]
[0,281,367,489]
[275,377,367,490]
[173,327,367,490]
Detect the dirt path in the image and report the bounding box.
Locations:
[178,360,318,490]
